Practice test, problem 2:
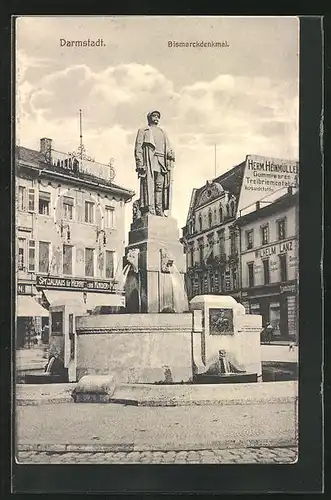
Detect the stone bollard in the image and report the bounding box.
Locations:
[71,375,116,403]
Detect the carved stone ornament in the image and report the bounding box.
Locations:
[196,181,224,208]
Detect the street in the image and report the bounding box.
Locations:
[16,400,297,464]
[17,446,297,464]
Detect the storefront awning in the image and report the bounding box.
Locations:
[17,296,49,317]
[43,290,125,310]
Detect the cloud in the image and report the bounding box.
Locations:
[17,62,298,229]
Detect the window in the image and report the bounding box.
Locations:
[219,204,223,222]
[192,216,196,233]
[247,262,254,288]
[39,191,50,215]
[39,242,50,273]
[85,201,94,223]
[279,254,287,282]
[198,213,202,231]
[230,230,237,255]
[246,230,254,250]
[199,275,204,294]
[261,225,269,245]
[232,267,238,290]
[63,245,73,275]
[208,210,212,228]
[277,219,286,240]
[63,196,74,220]
[51,311,63,336]
[105,250,115,279]
[263,259,270,284]
[207,236,214,259]
[18,238,25,270]
[28,240,35,272]
[85,248,94,277]
[230,200,236,217]
[28,189,35,212]
[18,186,25,211]
[105,206,115,229]
[218,229,225,255]
[189,246,194,267]
[198,240,204,263]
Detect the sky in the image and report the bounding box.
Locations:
[16,16,299,231]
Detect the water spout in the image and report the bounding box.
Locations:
[168,263,189,313]
[114,264,131,294]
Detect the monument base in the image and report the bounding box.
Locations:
[125,214,187,313]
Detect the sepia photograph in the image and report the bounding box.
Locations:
[14,15,300,469]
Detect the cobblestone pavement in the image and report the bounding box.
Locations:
[17,447,297,464]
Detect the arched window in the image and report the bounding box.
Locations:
[230,199,236,217]
[219,204,223,222]
[199,213,202,231]
[192,216,196,233]
[208,210,212,228]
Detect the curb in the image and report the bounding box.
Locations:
[17,437,297,454]
[17,395,297,406]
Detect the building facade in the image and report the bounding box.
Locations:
[181,162,246,301]
[16,138,134,348]
[235,188,299,341]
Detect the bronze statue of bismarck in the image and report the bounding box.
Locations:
[134,110,175,217]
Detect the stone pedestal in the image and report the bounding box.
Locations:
[125,214,187,313]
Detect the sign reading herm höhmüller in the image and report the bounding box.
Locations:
[36,275,114,292]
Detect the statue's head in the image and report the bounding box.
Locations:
[147,110,161,126]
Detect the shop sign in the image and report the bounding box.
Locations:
[280,283,297,294]
[237,154,299,215]
[17,284,33,295]
[36,275,114,293]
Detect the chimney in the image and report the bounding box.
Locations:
[255,201,261,210]
[40,138,52,159]
[288,186,293,195]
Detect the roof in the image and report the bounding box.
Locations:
[16,146,135,199]
[235,190,299,227]
[186,161,246,222]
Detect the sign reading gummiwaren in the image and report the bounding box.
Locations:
[237,154,299,215]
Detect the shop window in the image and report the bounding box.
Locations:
[246,230,254,250]
[63,196,74,220]
[85,201,94,224]
[261,225,269,245]
[277,218,286,240]
[279,254,288,282]
[28,240,35,272]
[28,189,35,212]
[263,258,270,284]
[247,262,254,287]
[105,206,115,229]
[18,186,25,211]
[63,244,73,275]
[18,238,25,270]
[39,241,50,273]
[39,191,51,215]
[85,248,95,277]
[51,311,63,336]
[105,250,115,279]
[250,303,261,316]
